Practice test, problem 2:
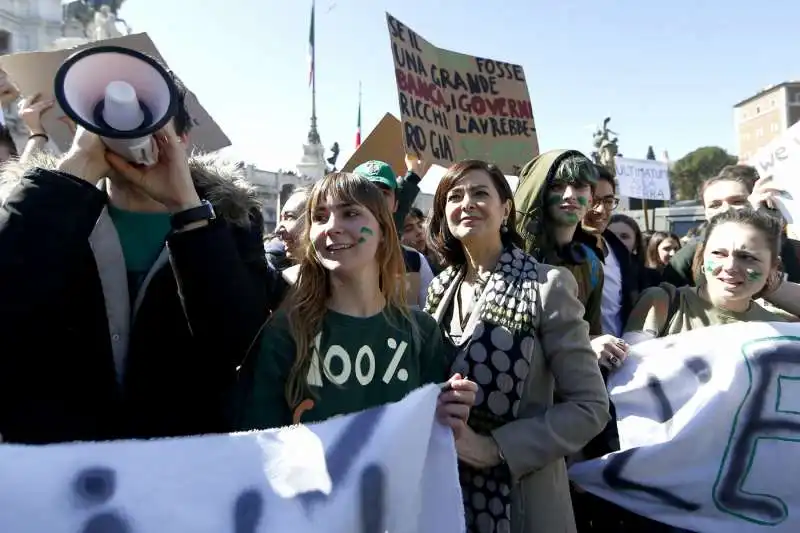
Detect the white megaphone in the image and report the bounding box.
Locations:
[54,45,179,166]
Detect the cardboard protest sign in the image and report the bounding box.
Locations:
[0,385,465,533]
[0,33,229,155]
[570,322,800,533]
[614,157,671,201]
[386,13,538,175]
[342,112,406,177]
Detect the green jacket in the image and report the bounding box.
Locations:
[514,150,604,335]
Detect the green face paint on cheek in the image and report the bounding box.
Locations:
[704,259,721,273]
[358,226,374,244]
[577,196,589,207]
[746,269,763,282]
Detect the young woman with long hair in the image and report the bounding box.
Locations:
[238,172,475,431]
[608,213,661,289]
[645,230,681,271]
[608,213,645,259]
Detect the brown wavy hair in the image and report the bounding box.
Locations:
[427,160,523,266]
[284,172,410,407]
[645,231,681,269]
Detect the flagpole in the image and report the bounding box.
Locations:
[311,0,316,126]
[307,0,320,145]
[356,80,362,149]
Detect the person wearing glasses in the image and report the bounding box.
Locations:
[578,164,642,341]
[570,168,658,531]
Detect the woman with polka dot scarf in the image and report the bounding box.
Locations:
[423,160,610,533]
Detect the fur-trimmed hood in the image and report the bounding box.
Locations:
[0,151,261,227]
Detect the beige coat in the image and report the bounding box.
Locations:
[426,248,610,533]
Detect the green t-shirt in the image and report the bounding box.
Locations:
[108,204,171,296]
[240,306,449,429]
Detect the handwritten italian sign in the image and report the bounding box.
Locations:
[0,385,463,533]
[570,322,800,533]
[386,13,539,175]
[614,157,671,201]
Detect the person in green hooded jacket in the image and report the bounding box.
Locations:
[513,150,604,335]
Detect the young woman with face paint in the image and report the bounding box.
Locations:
[237,172,476,435]
[624,207,797,341]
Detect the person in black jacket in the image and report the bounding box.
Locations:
[0,80,285,444]
[578,166,640,340]
[608,213,661,290]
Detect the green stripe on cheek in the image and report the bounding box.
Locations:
[704,260,720,273]
[746,269,763,282]
[358,226,374,244]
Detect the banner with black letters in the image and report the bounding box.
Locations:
[569,322,800,533]
[0,384,465,533]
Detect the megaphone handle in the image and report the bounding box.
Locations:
[103,136,159,167]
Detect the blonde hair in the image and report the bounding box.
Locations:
[284,172,411,407]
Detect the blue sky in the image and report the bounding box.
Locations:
[121,0,799,171]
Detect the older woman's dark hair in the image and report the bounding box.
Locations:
[427,159,523,266]
[691,207,783,283]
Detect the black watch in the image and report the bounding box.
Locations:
[170,200,216,231]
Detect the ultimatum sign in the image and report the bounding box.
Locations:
[570,321,800,533]
[386,13,539,175]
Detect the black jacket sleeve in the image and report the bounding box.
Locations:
[0,168,107,326]
[394,171,421,230]
[166,207,287,370]
[662,239,698,287]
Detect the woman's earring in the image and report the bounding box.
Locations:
[501,219,509,233]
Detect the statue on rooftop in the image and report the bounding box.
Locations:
[591,117,620,175]
[62,0,130,39]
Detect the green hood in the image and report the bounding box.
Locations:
[513,149,591,256]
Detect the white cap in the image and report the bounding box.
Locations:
[102,81,144,131]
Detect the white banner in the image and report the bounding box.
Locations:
[748,120,800,179]
[0,384,465,533]
[570,322,800,533]
[614,157,671,201]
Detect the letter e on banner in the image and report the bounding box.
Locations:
[713,336,800,526]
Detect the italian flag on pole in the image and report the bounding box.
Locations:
[356,82,362,148]
[308,0,315,87]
